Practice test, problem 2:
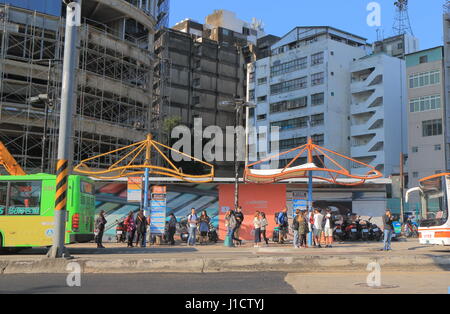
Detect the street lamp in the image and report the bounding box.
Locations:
[28,93,54,173]
[219,98,256,210]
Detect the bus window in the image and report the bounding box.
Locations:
[7,181,41,215]
[0,182,7,215]
[80,181,94,195]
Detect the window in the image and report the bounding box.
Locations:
[311,72,324,86]
[270,77,307,95]
[7,181,41,215]
[311,134,324,145]
[257,95,267,103]
[310,113,324,126]
[249,89,255,101]
[419,55,428,64]
[271,116,308,131]
[0,182,7,215]
[311,52,324,66]
[412,172,419,178]
[257,77,267,85]
[192,96,200,105]
[435,144,442,151]
[249,72,255,83]
[412,146,418,153]
[257,114,267,120]
[270,96,308,113]
[194,59,201,69]
[270,57,307,77]
[422,119,442,137]
[81,182,94,195]
[410,95,441,113]
[311,93,325,106]
[193,78,200,88]
[279,137,307,150]
[409,70,440,88]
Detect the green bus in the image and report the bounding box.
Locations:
[0,174,95,248]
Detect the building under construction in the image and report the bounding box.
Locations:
[0,0,165,174]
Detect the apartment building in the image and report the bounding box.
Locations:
[406,47,446,192]
[349,53,408,176]
[248,27,369,169]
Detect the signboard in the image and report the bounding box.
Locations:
[292,198,307,215]
[152,185,166,194]
[150,188,167,235]
[127,177,142,202]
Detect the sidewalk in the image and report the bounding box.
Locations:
[1,240,449,274]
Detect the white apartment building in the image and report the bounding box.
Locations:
[247,27,369,169]
[350,53,408,177]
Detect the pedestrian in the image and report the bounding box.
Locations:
[277,207,289,244]
[253,211,261,247]
[224,209,237,247]
[298,211,309,248]
[292,209,300,248]
[233,206,244,246]
[135,210,148,248]
[313,208,324,248]
[124,211,136,248]
[167,213,177,245]
[323,208,334,248]
[260,212,269,246]
[94,210,107,248]
[382,209,394,251]
[187,208,198,246]
[199,210,210,245]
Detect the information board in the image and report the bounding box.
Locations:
[150,192,167,235]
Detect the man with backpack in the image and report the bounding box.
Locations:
[277,208,289,244]
[292,209,300,248]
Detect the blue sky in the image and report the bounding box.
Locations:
[170,0,444,50]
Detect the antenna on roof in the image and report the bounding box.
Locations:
[393,0,414,36]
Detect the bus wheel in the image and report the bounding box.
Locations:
[0,234,4,253]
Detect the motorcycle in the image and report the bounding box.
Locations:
[333,222,346,241]
[115,220,126,243]
[369,219,383,241]
[359,218,371,241]
[208,222,218,243]
[345,219,360,241]
[179,220,190,243]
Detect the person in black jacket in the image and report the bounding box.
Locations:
[95,210,107,248]
[167,213,177,245]
[382,209,394,251]
[135,210,148,248]
[233,206,244,246]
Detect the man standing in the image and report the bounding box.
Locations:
[313,208,324,248]
[187,208,198,246]
[292,209,300,248]
[382,209,394,251]
[233,206,244,245]
[135,210,148,248]
[277,208,289,244]
[167,213,177,245]
[323,208,334,248]
[95,210,107,248]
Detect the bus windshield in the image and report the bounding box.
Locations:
[419,175,449,227]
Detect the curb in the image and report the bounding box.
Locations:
[1,254,449,274]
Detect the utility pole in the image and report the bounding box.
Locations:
[400,152,405,223]
[47,1,81,258]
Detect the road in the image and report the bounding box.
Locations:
[0,271,448,294]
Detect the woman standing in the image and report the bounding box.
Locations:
[298,211,309,248]
[94,210,107,248]
[253,211,262,248]
[260,212,269,246]
[199,210,210,245]
[124,211,136,248]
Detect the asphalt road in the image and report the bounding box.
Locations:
[0,271,449,294]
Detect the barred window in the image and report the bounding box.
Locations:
[270,77,307,95]
[311,72,324,86]
[410,95,441,113]
[279,137,308,150]
[422,119,442,137]
[270,57,307,77]
[311,52,324,66]
[270,97,307,113]
[271,116,308,131]
[311,93,324,106]
[311,134,324,145]
[310,113,324,126]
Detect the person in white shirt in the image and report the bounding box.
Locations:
[313,208,324,248]
[253,211,262,247]
[323,208,334,248]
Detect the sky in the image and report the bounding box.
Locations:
[170,0,445,50]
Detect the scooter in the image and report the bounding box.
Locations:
[208,222,218,243]
[345,220,360,241]
[115,220,126,243]
[333,222,346,241]
[359,218,371,241]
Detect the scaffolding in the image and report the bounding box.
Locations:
[0,4,155,174]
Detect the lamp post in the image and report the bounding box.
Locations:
[220,98,256,210]
[28,94,53,173]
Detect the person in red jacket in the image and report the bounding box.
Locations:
[124,211,136,248]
